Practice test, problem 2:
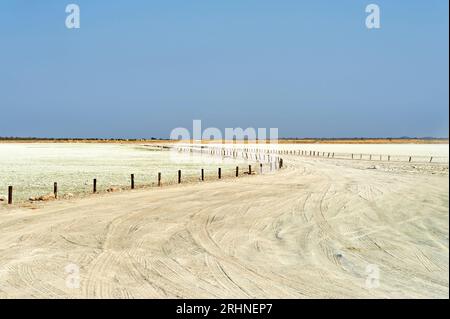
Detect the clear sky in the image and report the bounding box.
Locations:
[0,0,448,139]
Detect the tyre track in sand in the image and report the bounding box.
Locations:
[0,154,448,298]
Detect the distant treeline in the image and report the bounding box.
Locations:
[280,137,449,141]
[0,137,168,141]
[0,136,448,142]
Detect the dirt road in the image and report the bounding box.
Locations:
[0,156,448,298]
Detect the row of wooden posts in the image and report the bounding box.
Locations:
[177,147,280,163]
[186,146,436,163]
[5,159,284,205]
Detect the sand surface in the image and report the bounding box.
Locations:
[0,152,448,298]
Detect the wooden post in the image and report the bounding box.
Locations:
[93,179,97,193]
[54,182,58,199]
[260,163,263,173]
[236,166,239,177]
[158,172,161,186]
[248,165,252,175]
[131,174,135,189]
[279,158,283,169]
[8,186,12,205]
[178,170,181,184]
[218,168,221,179]
[201,169,204,181]
[430,156,433,163]
[409,156,412,162]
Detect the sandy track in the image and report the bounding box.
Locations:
[0,156,448,298]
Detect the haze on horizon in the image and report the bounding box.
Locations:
[0,1,448,139]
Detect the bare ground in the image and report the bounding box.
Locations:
[0,156,448,298]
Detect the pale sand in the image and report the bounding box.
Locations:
[0,153,448,298]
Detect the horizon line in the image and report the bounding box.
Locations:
[0,136,448,141]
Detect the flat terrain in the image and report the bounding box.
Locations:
[1,138,448,144]
[0,151,448,298]
[0,143,249,202]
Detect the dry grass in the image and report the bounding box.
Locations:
[163,138,449,144]
[4,138,447,144]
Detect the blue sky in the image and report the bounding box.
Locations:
[0,0,448,138]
